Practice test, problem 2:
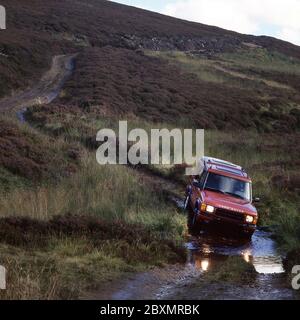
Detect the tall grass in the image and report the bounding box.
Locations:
[0,153,185,239]
[0,151,186,299]
[0,236,180,300]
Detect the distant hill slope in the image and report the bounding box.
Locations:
[2,0,300,54]
[1,0,300,96]
[25,46,299,132]
[0,0,300,131]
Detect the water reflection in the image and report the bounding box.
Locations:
[252,256,284,274]
[201,260,210,271]
[186,229,285,274]
[242,250,251,263]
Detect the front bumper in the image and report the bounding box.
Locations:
[195,210,257,233]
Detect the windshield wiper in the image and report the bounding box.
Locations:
[205,187,226,194]
[224,191,245,200]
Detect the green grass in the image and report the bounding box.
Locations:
[0,147,186,299]
[0,153,186,237]
[146,51,227,84]
[220,48,300,75]
[0,234,184,300]
[145,49,300,131]
[146,49,299,91]
[0,167,30,192]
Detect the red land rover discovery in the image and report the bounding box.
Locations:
[184,157,259,238]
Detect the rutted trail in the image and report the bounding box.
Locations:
[0,54,76,114]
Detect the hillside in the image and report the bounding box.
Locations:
[1,0,300,131]
[0,0,300,300]
[1,0,300,104]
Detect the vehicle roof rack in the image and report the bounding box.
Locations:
[199,156,249,178]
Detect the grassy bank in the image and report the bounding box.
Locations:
[0,116,186,299]
[0,155,186,299]
[0,214,185,300]
[0,153,185,236]
[0,116,81,192]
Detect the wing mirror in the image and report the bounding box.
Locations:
[253,197,260,203]
[193,179,201,188]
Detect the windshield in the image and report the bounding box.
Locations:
[204,172,251,201]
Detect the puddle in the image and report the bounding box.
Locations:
[83,227,295,300]
[186,228,285,274]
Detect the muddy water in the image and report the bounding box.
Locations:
[186,228,285,274]
[85,226,297,300]
[162,227,295,300]
[168,228,295,300]
[80,197,298,300]
[160,228,295,300]
[175,197,285,274]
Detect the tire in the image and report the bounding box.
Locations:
[187,209,201,235]
[241,231,254,241]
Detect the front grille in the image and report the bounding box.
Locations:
[215,208,245,222]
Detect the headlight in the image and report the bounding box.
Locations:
[200,203,215,213]
[206,205,215,213]
[246,215,254,223]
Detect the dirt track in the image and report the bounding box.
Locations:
[0,54,76,114]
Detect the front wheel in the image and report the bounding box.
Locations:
[241,230,254,241]
[187,210,202,235]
